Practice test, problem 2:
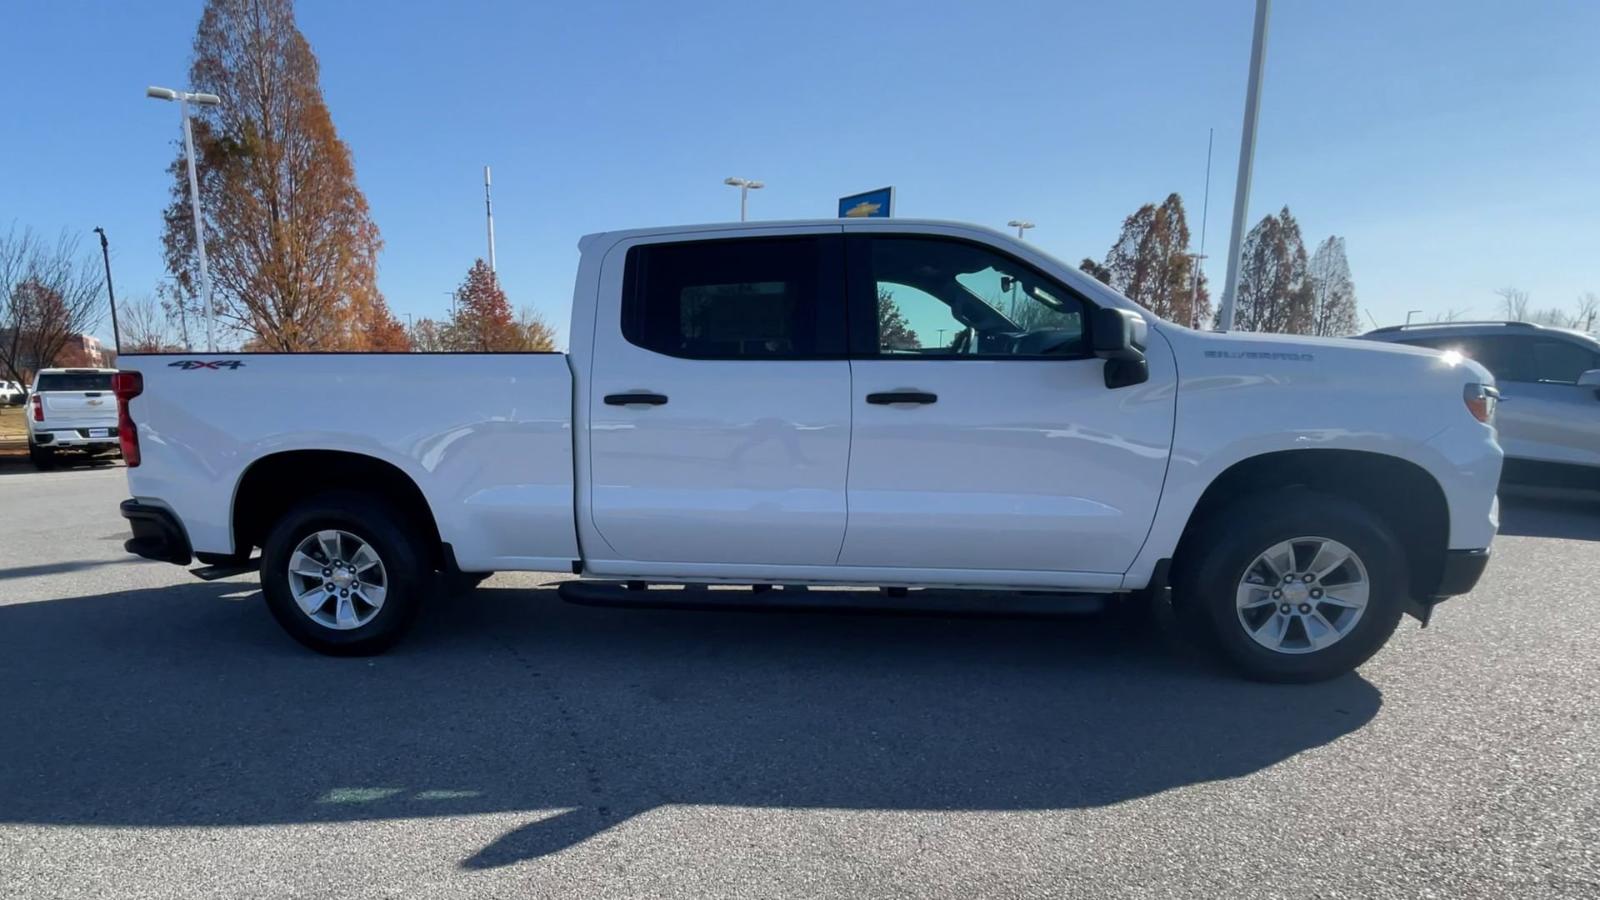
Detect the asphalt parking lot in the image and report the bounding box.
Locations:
[1,462,1597,899]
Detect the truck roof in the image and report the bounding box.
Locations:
[578,218,1021,252]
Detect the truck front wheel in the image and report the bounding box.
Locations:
[260,491,428,656]
[1173,489,1407,683]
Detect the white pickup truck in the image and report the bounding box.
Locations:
[115,219,1502,681]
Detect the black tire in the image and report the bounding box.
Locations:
[259,491,430,656]
[28,443,55,470]
[1171,488,1407,683]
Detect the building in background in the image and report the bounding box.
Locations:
[55,334,107,368]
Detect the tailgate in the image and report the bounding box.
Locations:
[41,391,117,422]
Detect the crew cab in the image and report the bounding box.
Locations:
[115,220,1502,681]
[27,367,121,468]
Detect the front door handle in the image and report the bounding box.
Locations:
[866,391,937,405]
[604,392,669,406]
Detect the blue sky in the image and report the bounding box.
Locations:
[3,0,1597,348]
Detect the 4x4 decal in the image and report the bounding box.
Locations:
[167,360,246,370]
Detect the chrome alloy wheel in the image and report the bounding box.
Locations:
[1235,536,1369,655]
[286,530,388,630]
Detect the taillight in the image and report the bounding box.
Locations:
[112,371,144,467]
[31,393,42,422]
[1464,383,1498,425]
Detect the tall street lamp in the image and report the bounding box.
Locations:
[724,177,764,222]
[1008,220,1035,240]
[92,228,121,353]
[147,85,221,351]
[1216,0,1271,332]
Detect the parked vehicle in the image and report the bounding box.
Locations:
[115,220,1502,681]
[27,368,121,468]
[0,380,24,405]
[1363,322,1600,488]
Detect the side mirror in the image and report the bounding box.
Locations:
[1578,368,1600,399]
[1092,307,1149,388]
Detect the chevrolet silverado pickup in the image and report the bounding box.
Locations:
[27,367,121,468]
[114,219,1502,681]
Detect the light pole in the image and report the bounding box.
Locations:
[1008,220,1035,240]
[1216,0,1271,332]
[1405,309,1423,325]
[147,85,222,351]
[92,228,121,353]
[724,177,764,221]
[1184,252,1208,329]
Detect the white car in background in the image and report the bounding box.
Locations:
[0,381,24,405]
[26,368,121,468]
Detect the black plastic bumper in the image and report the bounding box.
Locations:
[1431,548,1491,599]
[120,499,192,565]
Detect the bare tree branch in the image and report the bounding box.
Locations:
[0,226,106,386]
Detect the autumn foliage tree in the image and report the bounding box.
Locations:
[1225,207,1313,334]
[431,259,557,352]
[1078,258,1112,285]
[1099,193,1210,328]
[161,0,406,351]
[443,260,517,350]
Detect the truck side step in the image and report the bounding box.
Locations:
[557,581,1109,619]
[189,559,261,581]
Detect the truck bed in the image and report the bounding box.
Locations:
[122,353,578,571]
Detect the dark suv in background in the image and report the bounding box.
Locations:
[1363,322,1600,488]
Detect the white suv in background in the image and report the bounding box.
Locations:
[1363,322,1600,488]
[0,381,24,405]
[26,368,121,469]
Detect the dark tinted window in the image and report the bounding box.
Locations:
[1407,333,1600,384]
[1404,335,1531,382]
[621,237,842,358]
[856,237,1088,358]
[1529,338,1600,384]
[36,373,113,392]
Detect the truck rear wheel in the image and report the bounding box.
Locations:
[1173,489,1407,683]
[259,491,428,656]
[28,443,55,470]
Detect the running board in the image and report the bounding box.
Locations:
[557,581,1109,619]
[189,559,260,581]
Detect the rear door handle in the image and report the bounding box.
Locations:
[866,391,937,405]
[604,392,669,406]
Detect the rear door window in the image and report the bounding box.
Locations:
[620,237,844,359]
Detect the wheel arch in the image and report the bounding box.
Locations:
[231,449,446,568]
[1173,448,1451,603]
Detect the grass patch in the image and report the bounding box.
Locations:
[0,405,25,442]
